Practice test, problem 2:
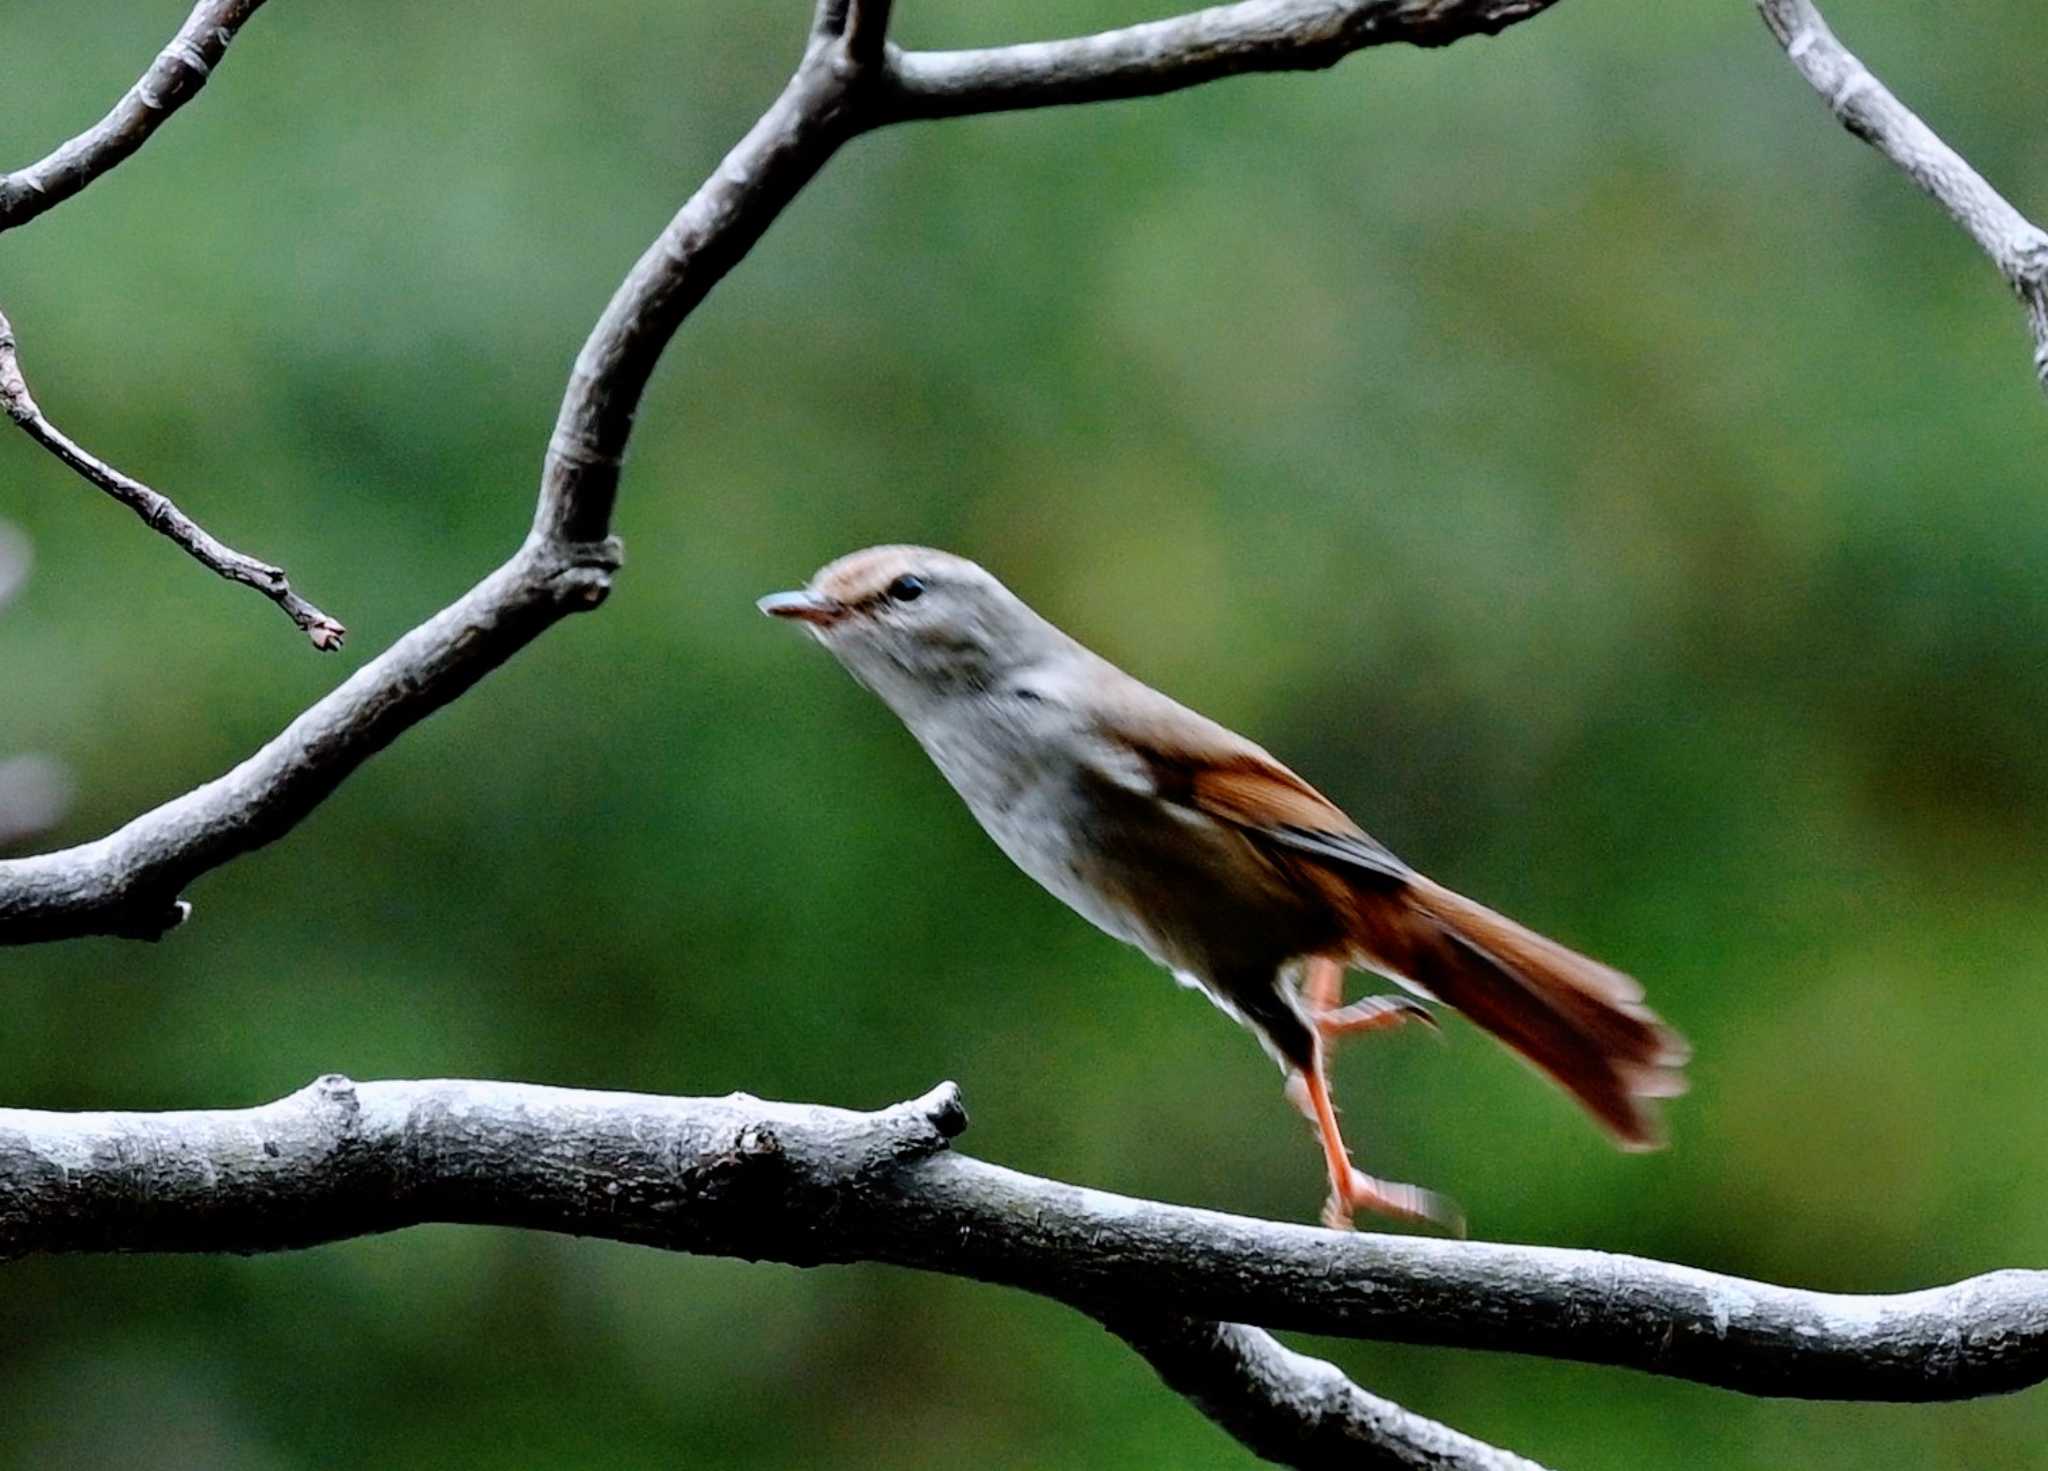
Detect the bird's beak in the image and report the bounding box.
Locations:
[757,589,845,628]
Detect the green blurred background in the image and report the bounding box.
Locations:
[5,0,2047,1465]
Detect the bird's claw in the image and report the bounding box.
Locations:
[1315,994,1439,1041]
[1322,1169,1466,1238]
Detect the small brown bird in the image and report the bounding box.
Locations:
[761,546,1687,1231]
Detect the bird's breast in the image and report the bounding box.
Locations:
[910,698,1323,978]
[916,706,1154,949]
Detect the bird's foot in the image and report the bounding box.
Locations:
[1298,957,1436,1044]
[1314,994,1438,1042]
[1322,1167,1466,1238]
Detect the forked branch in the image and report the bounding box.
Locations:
[0,0,1566,943]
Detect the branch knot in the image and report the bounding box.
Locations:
[309,1073,362,1126]
[541,536,625,611]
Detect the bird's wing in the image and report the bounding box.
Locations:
[1080,663,1412,888]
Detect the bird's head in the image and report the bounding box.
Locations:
[758,544,1060,717]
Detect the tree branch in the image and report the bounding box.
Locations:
[0,0,1567,944]
[5,2,2039,1459]
[881,0,1563,120]
[0,4,337,648]
[1757,0,2048,394]
[3,1076,2042,1408]
[843,0,896,68]
[1103,1315,1553,1470]
[0,1076,1520,1471]
[0,0,273,235]
[0,306,345,649]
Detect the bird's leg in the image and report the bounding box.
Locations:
[1302,953,1345,1014]
[1293,1053,1464,1235]
[1289,958,1460,1234]
[1300,956,1436,1044]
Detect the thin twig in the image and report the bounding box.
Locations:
[882,0,1564,120]
[3,1076,2044,1407]
[1757,0,2048,394]
[0,307,344,649]
[0,0,274,234]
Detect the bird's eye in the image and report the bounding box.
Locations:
[886,574,926,603]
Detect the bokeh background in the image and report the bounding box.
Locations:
[5,0,2048,1466]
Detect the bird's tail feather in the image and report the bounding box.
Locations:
[1340,875,1689,1149]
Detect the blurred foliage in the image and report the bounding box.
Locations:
[5,0,2048,1465]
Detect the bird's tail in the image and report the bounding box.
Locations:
[1340,875,1689,1148]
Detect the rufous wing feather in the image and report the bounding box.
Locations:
[1098,676,1413,887]
[1093,666,1688,1146]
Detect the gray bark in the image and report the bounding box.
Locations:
[5,1076,2042,1407]
[884,0,1562,119]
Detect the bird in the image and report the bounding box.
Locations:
[759,545,1688,1232]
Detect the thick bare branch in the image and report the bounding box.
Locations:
[1104,1315,1552,1470]
[881,0,1563,120]
[0,306,345,649]
[0,0,273,234]
[0,0,1569,943]
[0,1076,1515,1469]
[3,1076,2043,1406]
[1757,0,2048,393]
